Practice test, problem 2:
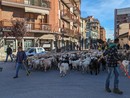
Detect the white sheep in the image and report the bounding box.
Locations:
[41,59,52,72]
[69,59,81,69]
[122,60,130,76]
[58,62,69,77]
[32,59,41,69]
[80,57,91,72]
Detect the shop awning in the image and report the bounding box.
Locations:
[40,34,55,40]
[63,37,70,41]
[25,7,49,15]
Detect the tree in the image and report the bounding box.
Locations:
[11,18,27,39]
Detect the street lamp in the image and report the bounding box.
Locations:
[0,27,3,48]
[54,34,58,52]
[61,28,64,50]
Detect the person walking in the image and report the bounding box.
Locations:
[100,39,123,94]
[5,45,13,62]
[13,47,30,79]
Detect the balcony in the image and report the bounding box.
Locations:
[73,0,81,3]
[26,23,52,33]
[1,0,51,10]
[24,0,51,9]
[91,24,99,27]
[0,20,12,32]
[73,6,80,15]
[0,20,51,33]
[61,0,74,7]
[61,9,74,22]
[74,30,81,39]
[61,27,74,37]
[0,20,12,27]
[73,19,80,27]
[69,29,74,37]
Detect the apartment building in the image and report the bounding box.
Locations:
[85,16,100,48]
[80,17,86,49]
[49,0,81,50]
[100,26,106,42]
[0,0,81,52]
[0,0,51,51]
[118,23,130,48]
[114,7,130,47]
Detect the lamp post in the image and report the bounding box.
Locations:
[0,27,3,48]
[61,28,64,51]
[55,34,58,52]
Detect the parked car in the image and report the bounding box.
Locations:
[26,47,46,56]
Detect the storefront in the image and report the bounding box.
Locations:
[39,34,55,51]
[5,39,16,52]
[40,39,52,51]
[24,39,34,50]
[4,37,34,52]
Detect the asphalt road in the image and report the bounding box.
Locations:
[0,62,130,98]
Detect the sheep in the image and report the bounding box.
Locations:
[27,56,36,67]
[41,59,52,72]
[32,59,41,70]
[122,60,130,76]
[80,57,91,72]
[89,58,100,75]
[58,62,69,77]
[69,59,81,70]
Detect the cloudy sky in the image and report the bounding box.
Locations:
[81,0,130,39]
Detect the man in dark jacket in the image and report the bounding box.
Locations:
[5,45,13,62]
[102,39,123,94]
[13,47,30,79]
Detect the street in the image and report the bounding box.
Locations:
[0,62,130,98]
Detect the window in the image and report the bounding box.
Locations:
[37,48,44,53]
[29,48,36,53]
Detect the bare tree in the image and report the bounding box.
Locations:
[11,18,27,39]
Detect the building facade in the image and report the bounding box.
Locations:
[0,0,51,52]
[80,17,86,50]
[0,0,81,52]
[100,26,106,42]
[85,16,100,49]
[49,0,81,51]
[114,7,130,47]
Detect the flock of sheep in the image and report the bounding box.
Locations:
[25,50,130,77]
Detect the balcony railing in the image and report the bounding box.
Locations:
[73,6,80,15]
[3,0,24,3]
[61,9,74,22]
[73,0,81,3]
[0,20,51,32]
[61,27,74,37]
[69,29,74,37]
[0,20,12,27]
[26,23,52,32]
[73,19,80,26]
[2,0,51,9]
[25,0,51,8]
[61,0,74,7]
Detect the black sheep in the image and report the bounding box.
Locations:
[89,58,100,75]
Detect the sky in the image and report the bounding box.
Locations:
[81,0,130,39]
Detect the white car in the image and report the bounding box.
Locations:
[26,47,46,56]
